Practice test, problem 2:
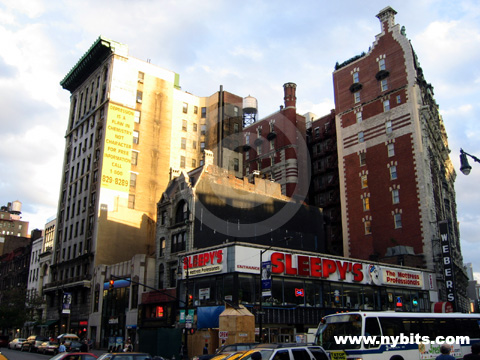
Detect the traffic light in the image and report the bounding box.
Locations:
[188,294,193,307]
[412,298,418,307]
[109,279,114,291]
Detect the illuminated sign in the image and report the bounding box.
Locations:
[271,252,364,282]
[439,221,456,310]
[101,103,134,192]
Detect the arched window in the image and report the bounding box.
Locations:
[175,200,188,224]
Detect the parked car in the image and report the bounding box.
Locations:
[38,340,60,354]
[97,353,152,359]
[68,340,83,352]
[49,352,98,360]
[21,335,49,352]
[0,335,9,347]
[8,337,26,350]
[195,343,259,360]
[237,344,329,360]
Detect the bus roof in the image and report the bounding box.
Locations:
[323,312,480,319]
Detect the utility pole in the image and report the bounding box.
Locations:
[184,256,190,360]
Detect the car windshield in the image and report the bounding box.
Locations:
[316,314,362,350]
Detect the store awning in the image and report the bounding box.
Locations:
[38,319,58,327]
[432,301,453,313]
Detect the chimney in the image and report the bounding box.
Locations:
[376,6,397,32]
[204,149,214,168]
[283,82,297,109]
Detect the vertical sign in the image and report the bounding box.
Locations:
[439,221,456,311]
[62,292,72,314]
[261,261,272,297]
[101,104,135,192]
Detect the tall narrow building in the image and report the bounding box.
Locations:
[333,7,468,311]
[44,37,247,335]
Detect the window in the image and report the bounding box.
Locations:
[361,175,368,188]
[270,139,275,150]
[193,123,197,132]
[246,151,249,160]
[200,142,205,151]
[358,132,364,143]
[192,159,196,167]
[234,123,239,133]
[201,107,206,118]
[365,220,372,234]
[134,111,141,123]
[390,165,397,180]
[234,106,239,115]
[136,90,143,103]
[128,194,135,209]
[392,189,400,204]
[183,102,188,114]
[396,95,401,104]
[363,197,370,211]
[256,145,262,155]
[234,158,239,172]
[194,106,198,114]
[356,111,362,123]
[192,140,197,150]
[133,130,139,144]
[354,91,361,103]
[182,120,187,131]
[353,71,359,83]
[359,152,366,166]
[130,173,137,188]
[394,213,402,228]
[379,58,386,71]
[138,71,144,83]
[180,156,186,168]
[131,151,139,165]
[181,137,186,149]
[200,124,206,135]
[381,79,388,91]
[386,120,393,134]
[383,99,390,112]
[387,143,395,157]
[314,127,320,137]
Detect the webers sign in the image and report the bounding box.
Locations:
[271,252,364,282]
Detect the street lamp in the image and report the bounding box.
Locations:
[460,149,480,175]
[258,247,272,343]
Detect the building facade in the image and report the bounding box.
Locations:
[333,7,468,311]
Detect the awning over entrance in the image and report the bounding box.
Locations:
[38,319,59,327]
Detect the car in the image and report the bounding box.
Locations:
[38,340,60,354]
[8,337,26,350]
[21,335,49,352]
[237,343,329,360]
[68,340,83,352]
[48,352,98,360]
[0,335,9,348]
[97,353,152,359]
[195,343,259,360]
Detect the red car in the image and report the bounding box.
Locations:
[48,352,98,360]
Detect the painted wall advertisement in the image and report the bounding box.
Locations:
[101,103,134,193]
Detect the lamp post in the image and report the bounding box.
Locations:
[178,256,190,360]
[460,149,480,175]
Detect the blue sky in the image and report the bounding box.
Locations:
[1,0,479,277]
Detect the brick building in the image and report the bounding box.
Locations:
[333,7,468,311]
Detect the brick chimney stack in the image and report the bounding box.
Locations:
[283,82,297,110]
[376,6,397,32]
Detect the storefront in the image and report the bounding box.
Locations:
[177,243,437,342]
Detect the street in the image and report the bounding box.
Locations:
[0,347,53,360]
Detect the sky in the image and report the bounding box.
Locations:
[1,0,479,278]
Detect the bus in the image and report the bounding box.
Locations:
[315,311,480,360]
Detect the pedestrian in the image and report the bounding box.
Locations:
[87,338,93,350]
[80,339,88,352]
[251,352,262,360]
[58,341,66,353]
[463,343,480,360]
[435,344,456,360]
[203,343,208,355]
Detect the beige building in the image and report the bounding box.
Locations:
[45,36,249,340]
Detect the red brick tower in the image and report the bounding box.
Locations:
[333,7,467,310]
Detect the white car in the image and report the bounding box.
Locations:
[8,338,27,350]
